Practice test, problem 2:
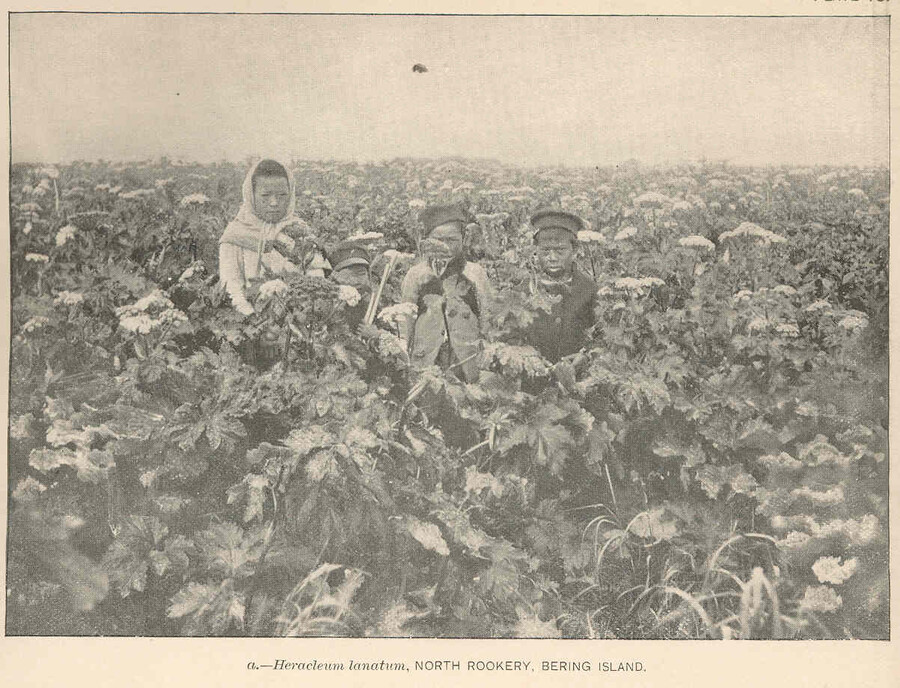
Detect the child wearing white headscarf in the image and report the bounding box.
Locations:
[218,158,301,315]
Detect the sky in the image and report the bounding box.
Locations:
[10,14,890,167]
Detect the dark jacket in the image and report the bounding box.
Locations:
[525,269,598,363]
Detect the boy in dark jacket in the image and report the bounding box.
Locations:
[525,209,598,363]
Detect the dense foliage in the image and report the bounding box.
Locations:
[7,158,888,638]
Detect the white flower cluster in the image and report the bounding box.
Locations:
[747,316,772,333]
[838,312,869,333]
[577,229,605,244]
[130,290,174,312]
[613,226,637,241]
[118,314,155,334]
[757,452,802,471]
[771,284,797,296]
[179,193,210,206]
[799,585,842,613]
[475,212,509,225]
[257,279,289,299]
[776,530,811,549]
[812,556,859,585]
[633,191,673,208]
[408,198,426,209]
[26,253,50,263]
[119,188,157,200]
[22,316,50,333]
[678,235,714,250]
[804,299,832,313]
[54,291,84,307]
[346,231,384,242]
[12,475,46,503]
[56,225,77,247]
[791,485,844,506]
[337,285,362,307]
[155,178,174,188]
[378,302,418,327]
[718,222,787,246]
[377,331,409,358]
[116,290,187,335]
[482,342,551,378]
[734,286,797,304]
[799,434,854,467]
[600,276,664,297]
[809,514,880,546]
[775,323,800,338]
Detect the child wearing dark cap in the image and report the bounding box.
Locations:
[398,204,492,383]
[328,240,373,329]
[525,209,598,362]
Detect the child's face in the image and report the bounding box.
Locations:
[253,175,290,223]
[535,229,576,279]
[428,222,464,258]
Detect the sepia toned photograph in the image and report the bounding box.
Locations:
[5,11,890,644]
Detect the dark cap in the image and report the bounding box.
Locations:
[419,204,471,235]
[329,241,371,272]
[530,209,584,240]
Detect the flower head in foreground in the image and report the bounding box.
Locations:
[119,314,156,334]
[337,285,362,307]
[55,225,77,247]
[812,556,859,585]
[838,312,869,333]
[22,316,50,333]
[378,302,418,327]
[799,585,842,613]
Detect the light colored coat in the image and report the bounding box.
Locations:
[399,259,491,382]
[218,158,299,315]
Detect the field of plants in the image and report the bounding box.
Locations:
[6,157,889,638]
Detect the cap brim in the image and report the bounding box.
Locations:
[332,258,370,271]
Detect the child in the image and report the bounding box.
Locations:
[525,209,598,362]
[328,240,372,329]
[218,158,301,315]
[398,204,491,383]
